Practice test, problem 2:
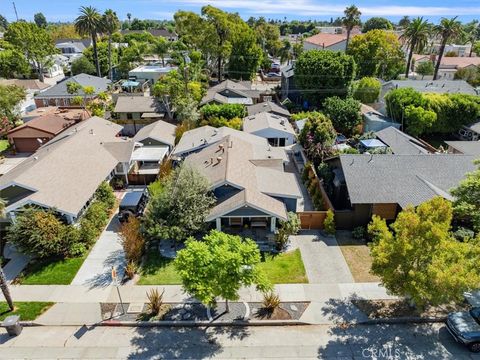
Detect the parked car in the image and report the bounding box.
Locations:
[336,134,348,144]
[118,187,148,223]
[446,307,480,352]
[265,72,281,80]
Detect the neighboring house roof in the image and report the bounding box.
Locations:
[54,39,92,48]
[375,127,431,155]
[0,117,125,217]
[336,154,476,208]
[114,96,166,115]
[35,74,111,99]
[55,41,87,53]
[8,114,77,137]
[360,139,386,148]
[303,33,347,48]
[0,79,50,91]
[247,101,291,117]
[243,112,296,136]
[467,121,480,133]
[133,120,176,147]
[173,125,287,161]
[382,79,477,95]
[360,104,382,116]
[445,141,480,156]
[184,135,301,221]
[281,63,295,79]
[200,80,261,105]
[414,54,480,69]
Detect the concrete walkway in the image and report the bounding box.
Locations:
[2,244,31,284]
[292,231,354,284]
[71,215,126,288]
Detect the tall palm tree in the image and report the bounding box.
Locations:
[127,13,132,24]
[75,6,103,77]
[278,39,293,65]
[464,21,480,57]
[152,37,170,67]
[401,17,431,79]
[0,198,13,311]
[102,9,120,81]
[342,5,362,51]
[433,17,463,80]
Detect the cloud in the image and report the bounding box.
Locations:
[164,0,480,16]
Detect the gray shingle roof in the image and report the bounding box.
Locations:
[445,141,480,156]
[243,112,296,135]
[375,127,431,155]
[382,79,477,96]
[338,154,476,208]
[247,101,291,117]
[133,120,176,147]
[200,80,261,105]
[114,96,166,114]
[35,74,111,99]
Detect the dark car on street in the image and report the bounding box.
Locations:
[118,187,148,223]
[446,307,480,352]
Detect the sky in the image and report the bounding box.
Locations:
[2,0,480,23]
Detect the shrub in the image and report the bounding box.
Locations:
[83,200,109,232]
[352,226,365,240]
[120,217,145,264]
[79,218,98,247]
[313,192,324,211]
[146,288,164,315]
[322,96,362,136]
[301,164,311,183]
[353,77,381,104]
[453,227,475,241]
[200,104,246,120]
[95,181,116,210]
[125,261,138,280]
[324,209,336,235]
[275,212,301,250]
[262,291,280,312]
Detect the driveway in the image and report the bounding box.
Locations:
[71,215,126,288]
[292,231,354,284]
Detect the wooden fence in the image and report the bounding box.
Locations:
[297,211,328,230]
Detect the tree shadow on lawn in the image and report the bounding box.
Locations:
[127,326,250,359]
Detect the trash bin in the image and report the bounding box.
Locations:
[3,315,22,336]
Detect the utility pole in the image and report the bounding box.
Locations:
[12,2,18,21]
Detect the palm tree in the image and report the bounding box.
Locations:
[127,13,132,24]
[75,6,103,77]
[0,198,13,311]
[464,21,480,57]
[278,39,293,65]
[102,9,120,81]
[433,17,463,80]
[152,37,170,67]
[401,17,431,79]
[342,5,361,51]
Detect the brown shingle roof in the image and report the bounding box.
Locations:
[304,33,347,48]
[8,114,76,136]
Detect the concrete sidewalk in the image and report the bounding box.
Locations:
[0,283,395,304]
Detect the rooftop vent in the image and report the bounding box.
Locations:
[216,156,223,164]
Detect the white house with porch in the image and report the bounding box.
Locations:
[184,133,301,233]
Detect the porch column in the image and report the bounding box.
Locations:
[216,218,222,231]
[270,217,276,232]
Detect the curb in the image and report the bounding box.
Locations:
[100,319,309,327]
[358,316,447,325]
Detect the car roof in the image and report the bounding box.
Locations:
[120,191,144,207]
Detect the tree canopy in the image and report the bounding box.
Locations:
[352,77,381,104]
[0,85,27,124]
[347,29,405,80]
[369,197,480,309]
[362,17,394,32]
[451,160,480,232]
[294,49,356,106]
[143,163,215,243]
[71,56,96,76]
[174,230,271,309]
[34,13,47,28]
[323,96,362,136]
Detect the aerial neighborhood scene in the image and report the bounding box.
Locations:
[2,0,480,358]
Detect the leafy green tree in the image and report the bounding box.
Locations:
[323,96,362,136]
[0,84,26,124]
[401,17,431,79]
[416,61,434,79]
[151,37,170,66]
[83,41,118,78]
[0,48,29,78]
[200,104,246,120]
[117,40,149,76]
[342,5,362,50]
[175,96,200,129]
[398,16,410,28]
[454,66,480,87]
[71,56,96,75]
[451,160,480,232]
[352,77,381,103]
[227,23,262,80]
[75,6,103,77]
[34,12,47,28]
[95,181,116,210]
[254,21,281,57]
[369,197,480,309]
[294,50,356,106]
[433,17,463,80]
[0,14,8,30]
[403,105,437,136]
[153,69,185,120]
[4,22,56,82]
[362,17,393,33]
[143,163,216,243]
[47,24,81,41]
[347,29,405,80]
[297,111,336,163]
[174,230,271,311]
[102,9,120,81]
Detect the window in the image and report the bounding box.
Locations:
[127,113,133,120]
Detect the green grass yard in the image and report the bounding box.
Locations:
[137,248,308,285]
[16,256,87,285]
[0,140,10,153]
[258,249,308,284]
[0,302,54,321]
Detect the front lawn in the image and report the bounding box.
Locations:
[0,302,54,321]
[16,256,87,285]
[336,231,380,283]
[137,250,181,285]
[257,249,308,284]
